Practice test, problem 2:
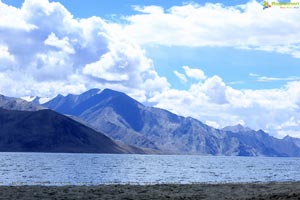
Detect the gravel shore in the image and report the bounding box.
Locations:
[1,182,300,199]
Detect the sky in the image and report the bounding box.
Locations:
[0,0,300,138]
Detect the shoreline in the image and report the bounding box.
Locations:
[1,182,300,199]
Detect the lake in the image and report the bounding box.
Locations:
[0,153,300,186]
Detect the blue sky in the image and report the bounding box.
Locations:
[146,46,300,90]
[0,0,300,138]
[2,0,252,17]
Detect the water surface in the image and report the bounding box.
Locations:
[0,153,299,185]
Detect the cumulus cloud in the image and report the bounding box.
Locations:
[173,70,187,83]
[0,0,169,101]
[149,75,300,138]
[0,45,15,68]
[44,32,75,54]
[174,66,206,83]
[183,66,206,80]
[0,0,36,31]
[200,76,228,104]
[205,120,220,129]
[124,1,300,58]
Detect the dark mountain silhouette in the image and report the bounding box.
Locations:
[0,108,144,154]
[44,89,101,114]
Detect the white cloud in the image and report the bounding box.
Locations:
[200,75,228,104]
[256,76,300,82]
[173,70,187,83]
[0,0,36,31]
[275,116,300,138]
[82,38,152,82]
[124,1,300,58]
[173,66,206,83]
[133,5,164,14]
[183,66,206,80]
[44,32,75,54]
[205,120,220,128]
[249,73,300,82]
[249,73,259,77]
[150,75,300,138]
[0,0,169,101]
[0,45,15,69]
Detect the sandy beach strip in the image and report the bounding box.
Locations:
[0,182,300,199]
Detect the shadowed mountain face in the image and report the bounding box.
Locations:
[0,108,144,154]
[43,88,300,157]
[44,89,157,150]
[44,89,101,114]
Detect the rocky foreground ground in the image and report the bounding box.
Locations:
[0,182,300,199]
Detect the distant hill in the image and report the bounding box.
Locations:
[222,125,300,157]
[0,94,44,111]
[283,135,300,149]
[0,108,144,154]
[222,124,252,133]
[42,88,300,157]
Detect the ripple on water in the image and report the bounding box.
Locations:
[0,153,299,185]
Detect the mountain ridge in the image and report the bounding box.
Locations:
[41,88,300,157]
[0,94,45,111]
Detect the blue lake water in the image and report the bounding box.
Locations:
[0,152,300,186]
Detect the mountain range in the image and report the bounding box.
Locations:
[40,88,300,157]
[0,94,44,111]
[0,95,144,154]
